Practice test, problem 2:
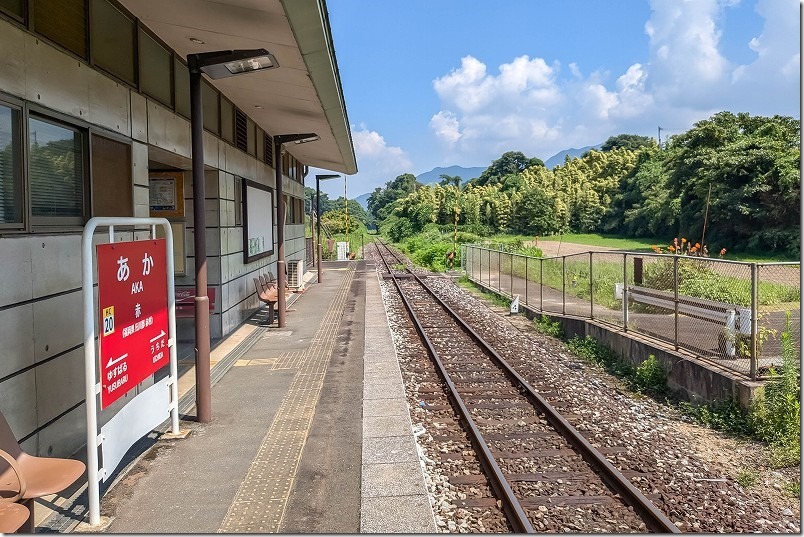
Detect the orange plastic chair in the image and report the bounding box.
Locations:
[0,502,29,534]
[0,412,85,532]
[0,447,29,532]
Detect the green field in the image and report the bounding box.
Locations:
[539,233,799,262]
[539,233,656,251]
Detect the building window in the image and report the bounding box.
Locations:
[264,133,273,166]
[90,0,136,85]
[0,0,24,20]
[33,0,88,59]
[28,115,86,224]
[139,28,173,107]
[234,108,247,152]
[91,134,131,216]
[201,80,219,135]
[174,58,190,118]
[220,97,234,144]
[0,103,22,226]
[246,117,255,156]
[255,129,264,162]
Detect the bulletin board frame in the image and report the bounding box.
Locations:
[148,171,185,218]
[242,179,275,263]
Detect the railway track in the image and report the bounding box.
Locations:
[374,238,680,533]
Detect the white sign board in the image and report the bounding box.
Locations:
[510,294,520,314]
[243,180,275,262]
[336,241,348,261]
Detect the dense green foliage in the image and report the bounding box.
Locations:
[600,133,655,152]
[367,173,422,222]
[368,111,799,256]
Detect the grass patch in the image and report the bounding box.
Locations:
[679,314,800,469]
[456,276,511,308]
[678,399,754,437]
[540,233,657,251]
[736,469,758,488]
[534,315,564,338]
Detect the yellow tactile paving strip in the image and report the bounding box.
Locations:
[217,263,356,533]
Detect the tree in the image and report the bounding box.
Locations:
[304,186,334,215]
[605,149,678,237]
[510,184,560,235]
[473,151,544,186]
[438,174,461,187]
[666,111,800,254]
[600,134,656,152]
[367,173,422,221]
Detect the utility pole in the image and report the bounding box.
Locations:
[700,183,712,253]
[658,126,663,149]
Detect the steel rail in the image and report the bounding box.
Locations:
[374,239,534,533]
[375,239,681,534]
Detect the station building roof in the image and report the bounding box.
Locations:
[117,0,357,175]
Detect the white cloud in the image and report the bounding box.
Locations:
[730,0,800,91]
[429,111,462,145]
[321,124,412,196]
[427,0,798,164]
[308,123,415,198]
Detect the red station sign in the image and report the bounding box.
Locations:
[97,239,169,409]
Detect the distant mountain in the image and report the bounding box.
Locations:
[544,144,601,169]
[354,192,371,210]
[416,165,487,186]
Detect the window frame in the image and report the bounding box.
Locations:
[88,0,137,87]
[0,0,25,24]
[27,107,90,228]
[0,94,24,230]
[137,22,175,109]
[89,129,133,217]
[31,0,89,61]
[0,97,117,234]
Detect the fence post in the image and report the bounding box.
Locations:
[510,253,514,297]
[540,258,544,312]
[487,248,491,287]
[479,247,482,285]
[498,249,502,292]
[751,263,758,380]
[674,255,679,351]
[589,252,594,319]
[525,256,529,306]
[622,253,628,332]
[562,255,566,315]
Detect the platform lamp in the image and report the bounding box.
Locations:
[187,48,279,423]
[274,134,320,328]
[315,174,340,282]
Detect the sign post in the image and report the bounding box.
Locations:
[82,217,179,526]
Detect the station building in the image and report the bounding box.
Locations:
[0,0,356,459]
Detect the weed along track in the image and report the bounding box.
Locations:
[369,238,800,533]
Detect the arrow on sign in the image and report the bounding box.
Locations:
[149,330,166,343]
[107,353,128,368]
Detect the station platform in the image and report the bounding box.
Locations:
[38,261,437,533]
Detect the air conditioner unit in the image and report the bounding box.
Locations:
[287,259,305,290]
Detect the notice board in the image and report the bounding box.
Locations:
[243,179,275,263]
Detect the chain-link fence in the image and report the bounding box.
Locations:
[462,244,801,380]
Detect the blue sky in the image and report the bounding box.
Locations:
[308,0,800,198]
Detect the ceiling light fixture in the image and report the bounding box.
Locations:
[188,49,279,79]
